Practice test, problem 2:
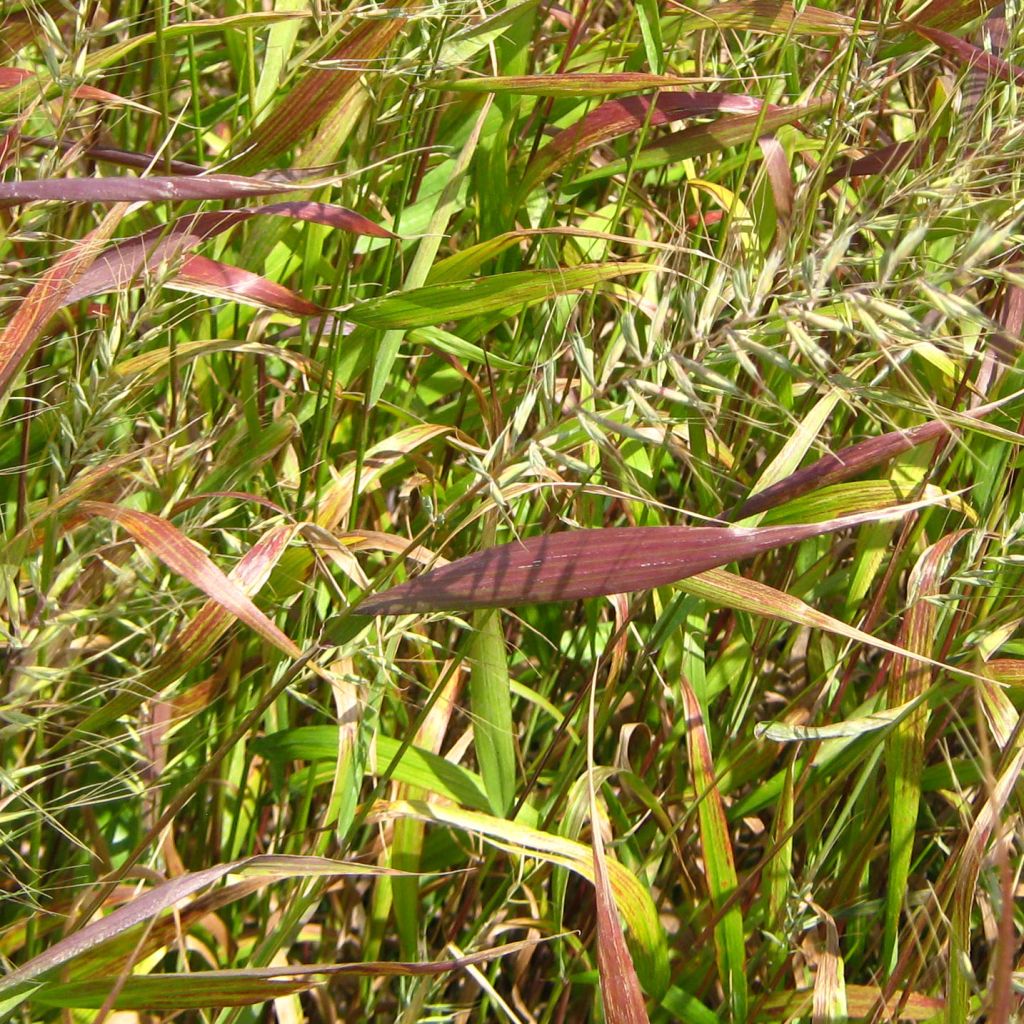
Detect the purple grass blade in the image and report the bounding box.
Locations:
[0,172,330,206]
[823,140,926,189]
[525,92,765,187]
[64,201,391,306]
[356,505,934,616]
[173,255,322,315]
[912,22,1024,86]
[25,135,206,175]
[732,399,1009,521]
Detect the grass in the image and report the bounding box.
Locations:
[1,0,1023,1021]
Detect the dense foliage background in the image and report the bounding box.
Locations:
[2,0,1023,1021]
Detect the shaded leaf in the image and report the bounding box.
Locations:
[469,611,516,815]
[252,727,493,815]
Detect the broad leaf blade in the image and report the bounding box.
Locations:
[357,503,940,615]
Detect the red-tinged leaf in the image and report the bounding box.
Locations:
[0,202,127,400]
[26,134,204,174]
[64,200,390,307]
[758,134,793,232]
[0,12,44,62]
[429,72,706,96]
[59,524,299,749]
[823,140,925,189]
[592,807,650,1024]
[169,491,288,517]
[982,659,1024,684]
[524,92,764,190]
[0,125,17,174]
[0,66,152,110]
[78,501,301,658]
[0,171,335,207]
[669,0,872,35]
[227,0,411,174]
[731,398,1012,521]
[28,940,543,1010]
[357,503,938,615]
[991,281,1024,365]
[572,101,829,189]
[909,0,1003,33]
[0,854,386,994]
[911,22,1024,85]
[173,254,321,316]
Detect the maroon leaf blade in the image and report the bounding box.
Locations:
[523,92,764,192]
[731,398,1013,521]
[64,201,389,307]
[910,22,1024,86]
[0,172,330,207]
[592,808,651,1023]
[824,140,925,189]
[172,254,322,315]
[357,504,937,615]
